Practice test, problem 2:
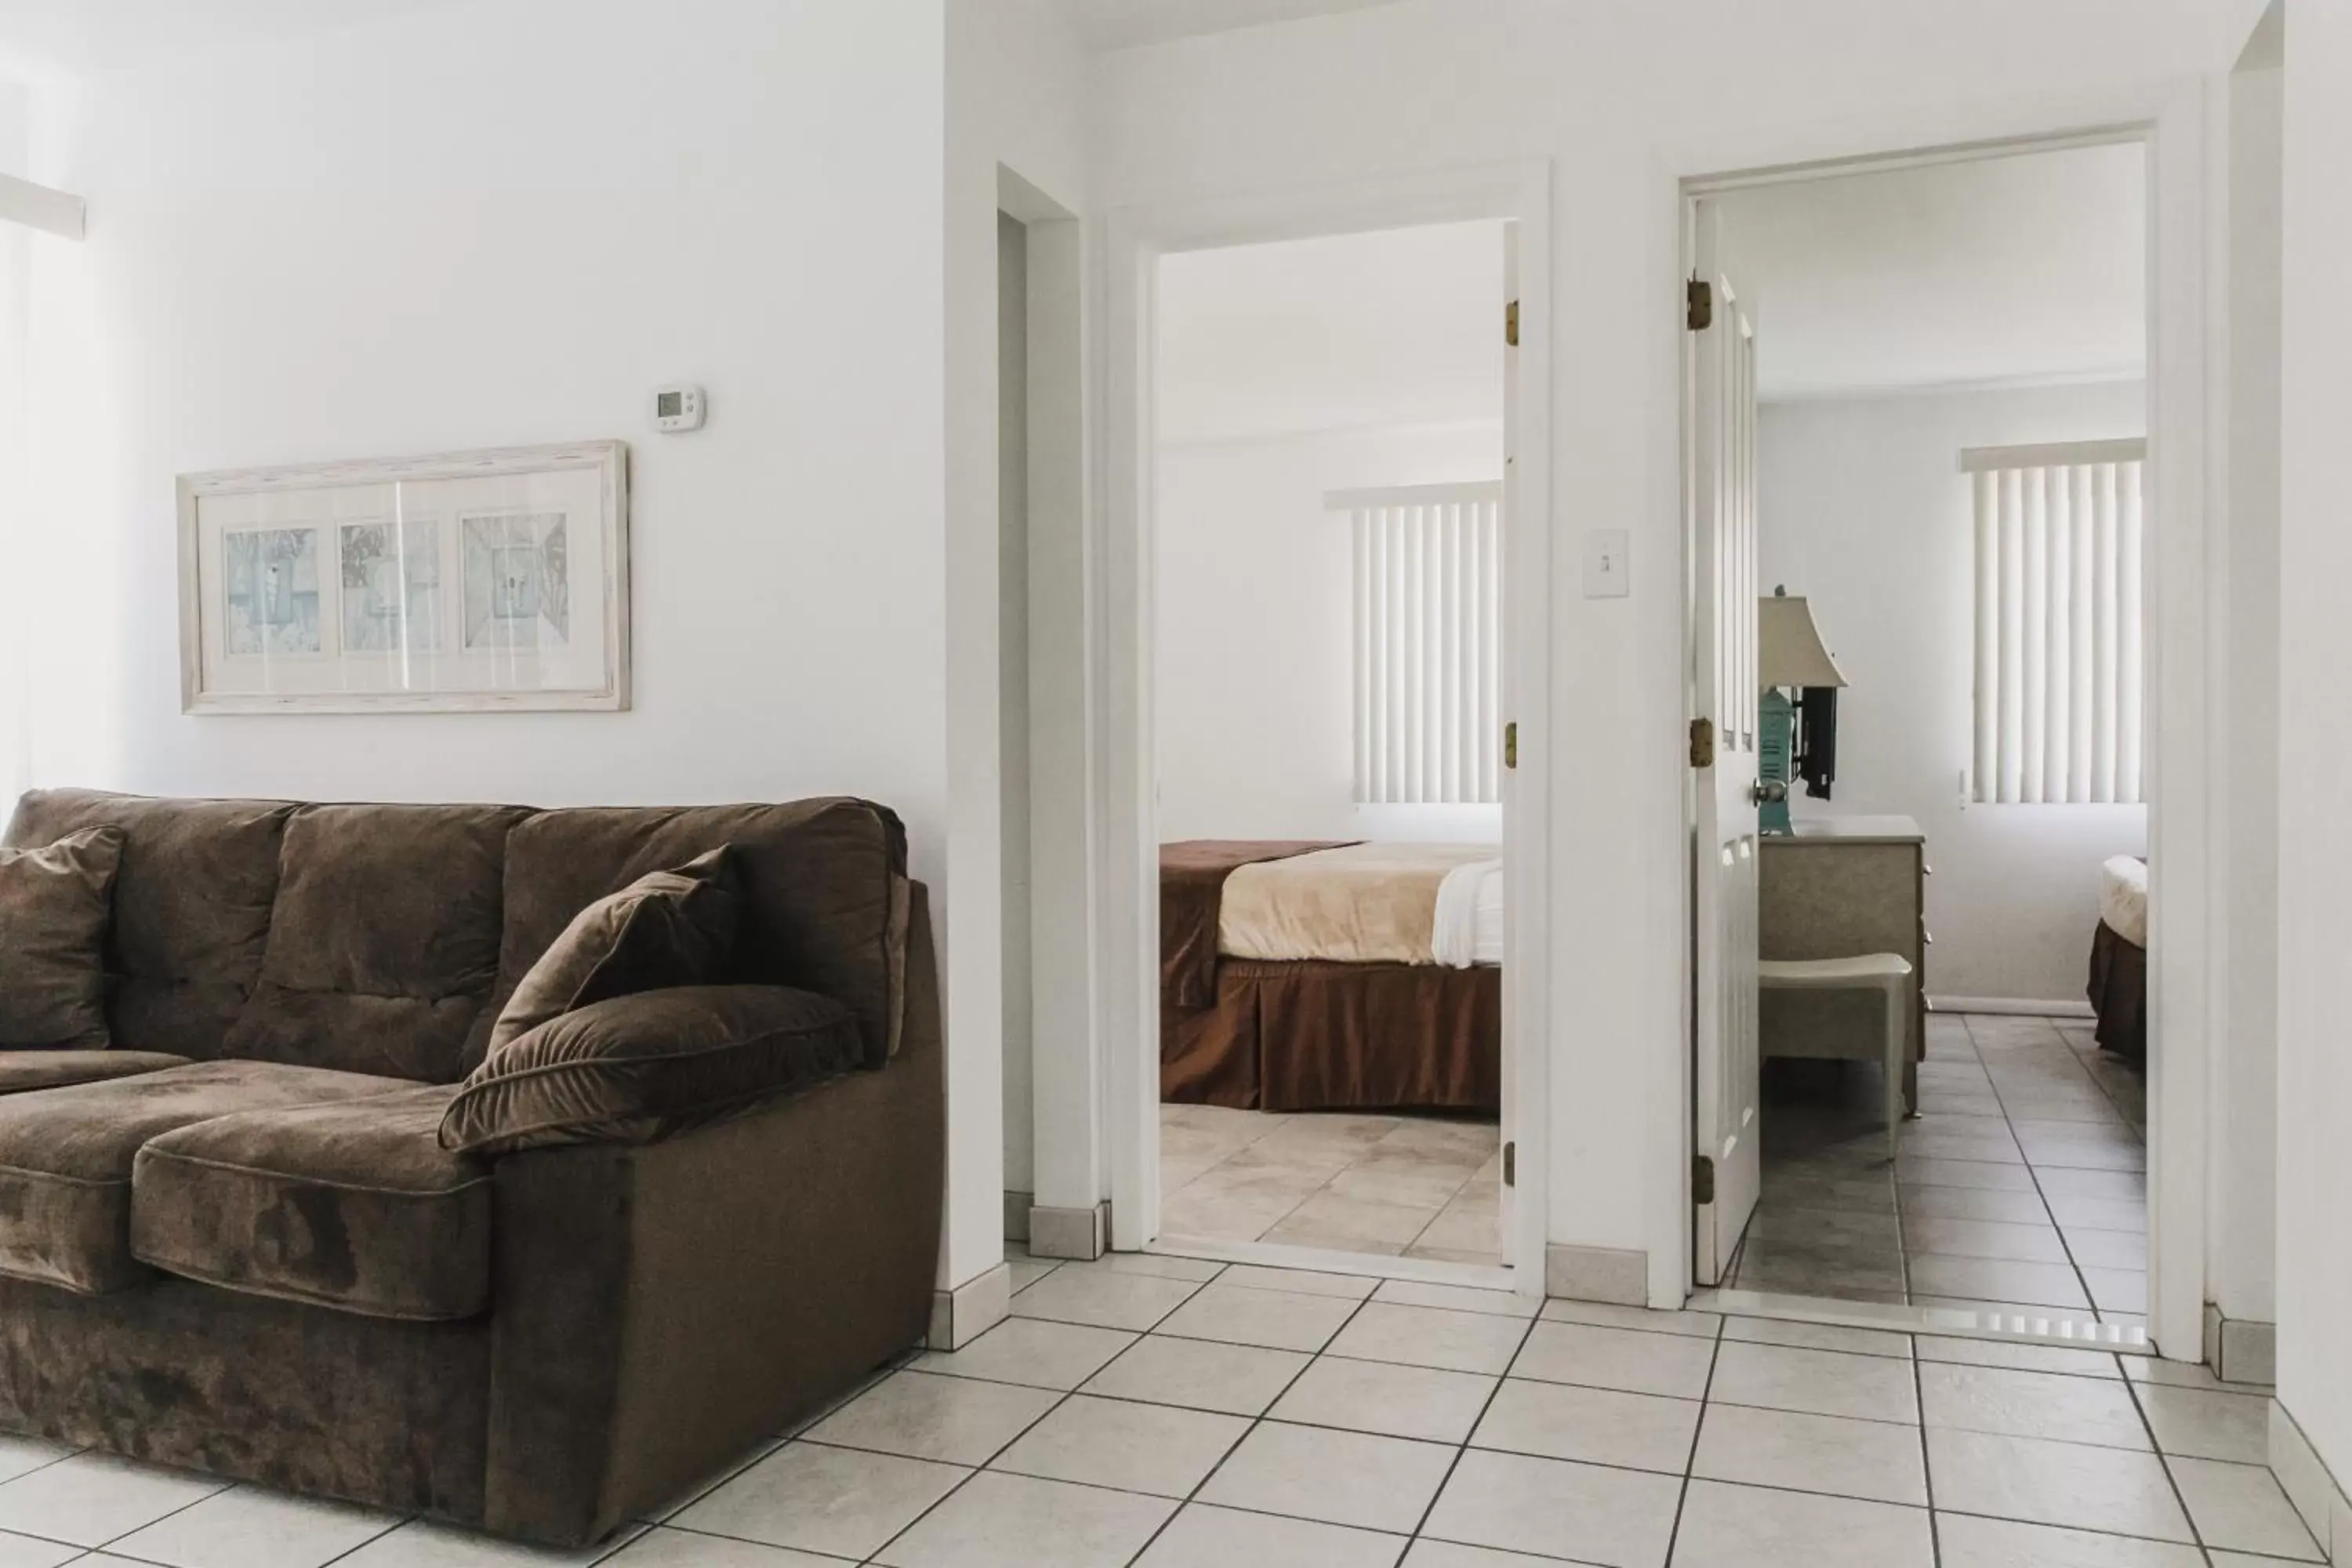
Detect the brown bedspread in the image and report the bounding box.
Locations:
[1160,840,1356,1011]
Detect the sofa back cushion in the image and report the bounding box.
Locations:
[226,803,532,1081]
[481,799,908,1073]
[2,790,296,1058]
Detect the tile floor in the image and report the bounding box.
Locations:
[1156,1102,1501,1262]
[1734,1011,2150,1323]
[0,1249,2310,1566]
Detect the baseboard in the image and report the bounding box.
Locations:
[1928,994,2096,1019]
[927,1261,1011,1352]
[1544,1243,1648,1306]
[1004,1190,1033,1243]
[2270,1398,2350,1561]
[2205,1303,2278,1386]
[1026,1201,1108,1261]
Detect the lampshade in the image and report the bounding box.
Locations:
[1759,593,1847,689]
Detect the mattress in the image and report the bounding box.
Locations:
[2100,855,2148,948]
[1220,843,1502,968]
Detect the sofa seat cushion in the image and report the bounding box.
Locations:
[0,1051,191,1097]
[0,1061,412,1295]
[132,1083,490,1321]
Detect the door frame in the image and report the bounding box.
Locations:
[1669,86,2215,1361]
[1098,158,1555,1294]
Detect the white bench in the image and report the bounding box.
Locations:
[1756,953,1915,1162]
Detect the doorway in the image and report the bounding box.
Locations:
[1682,129,2197,1353]
[1101,164,1554,1292]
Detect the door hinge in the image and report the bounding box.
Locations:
[1504,720,1518,770]
[1504,298,1519,347]
[1689,716,1715,769]
[1503,1141,1516,1189]
[1686,277,1714,332]
[1692,1155,1715,1205]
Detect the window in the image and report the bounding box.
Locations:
[1965,438,2147,804]
[1334,481,1503,805]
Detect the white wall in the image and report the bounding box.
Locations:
[2216,51,2281,1335]
[1759,383,2149,1004]
[1156,423,1503,842]
[1091,0,2258,1303]
[2274,0,2352,1489]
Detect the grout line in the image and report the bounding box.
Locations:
[1914,1332,1944,1568]
[1399,1300,1542,1545]
[1659,1308,1730,1564]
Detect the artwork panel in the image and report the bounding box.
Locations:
[222,526,322,656]
[339,520,443,654]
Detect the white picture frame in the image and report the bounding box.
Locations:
[178,440,630,714]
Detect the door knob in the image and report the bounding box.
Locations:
[1750,779,1788,806]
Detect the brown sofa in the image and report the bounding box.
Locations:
[0,789,944,1546]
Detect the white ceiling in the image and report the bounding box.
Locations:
[1713,142,2147,401]
[1055,0,1403,52]
[0,0,459,78]
[1156,220,1504,447]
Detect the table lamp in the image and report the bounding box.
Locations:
[1758,587,1847,834]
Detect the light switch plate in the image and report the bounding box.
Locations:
[1584,528,1630,597]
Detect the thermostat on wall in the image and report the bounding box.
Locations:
[651,383,706,433]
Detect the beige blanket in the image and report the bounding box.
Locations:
[1219,842,1498,965]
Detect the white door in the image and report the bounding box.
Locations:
[1498,220,1519,1263]
[1688,198,1762,1287]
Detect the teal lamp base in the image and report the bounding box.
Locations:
[1759,688,1797,834]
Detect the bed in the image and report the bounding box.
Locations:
[2088,854,2147,1062]
[1160,840,1503,1113]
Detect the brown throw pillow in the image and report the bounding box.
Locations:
[488,846,742,1054]
[0,826,125,1049]
[440,984,861,1156]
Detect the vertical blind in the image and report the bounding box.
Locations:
[1334,482,1504,806]
[1965,438,2147,805]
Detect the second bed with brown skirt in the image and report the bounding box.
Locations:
[1160,840,1503,1115]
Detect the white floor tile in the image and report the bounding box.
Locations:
[800,1370,1058,1465]
[1270,1356,1499,1445]
[1904,1217,2069,1264]
[1690,1403,1926,1505]
[1539,1301,1722,1339]
[1421,1448,1681,1567]
[1906,1255,2091,1309]
[2132,1384,2269,1463]
[103,1483,401,1568]
[1197,1421,1455,1535]
[1078,1333,1310,1416]
[1932,1513,2205,1568]
[1326,1303,1530,1376]
[1370,1280,1536,1319]
[332,1520,648,1566]
[873,1472,1174,1568]
[2082,1268,2148,1314]
[1399,1543,1559,1568]
[912,1316,1137,1390]
[2060,1228,2149,1270]
[1215,1264,1379,1299]
[1719,1317,1909,1359]
[987,1394,1247,1497]
[1897,1185,2051,1225]
[1914,1335,2120,1380]
[1508,1320,1716,1399]
[600,1529,849,1567]
[670,1442,966,1559]
[1706,1341,1918,1424]
[1007,1267,1204,1331]
[2043,1195,2147,1232]
[1008,1254,1061,1293]
[1669,1479,1933,1567]
[0,1443,72,1490]
[1927,1428,2193,1541]
[2033,1168,2147,1202]
[2165,1456,2325,1561]
[1077,1252,1227,1281]
[1917,1361,2151,1450]
[1896,1157,2039,1192]
[0,1452,227,1548]
[1470,1378,1698,1475]
[0,1530,79,1568]
[1154,1283,1361,1352]
[1131,1503,1406,1568]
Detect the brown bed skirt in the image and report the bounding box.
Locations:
[1163,959,1501,1115]
[2087,919,2147,1063]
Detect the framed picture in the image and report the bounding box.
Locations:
[178,441,629,713]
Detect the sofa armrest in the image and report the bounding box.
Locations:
[481,884,943,1546]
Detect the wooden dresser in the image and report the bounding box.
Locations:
[1759,815,1929,1112]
